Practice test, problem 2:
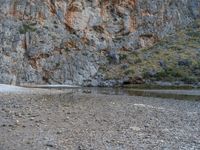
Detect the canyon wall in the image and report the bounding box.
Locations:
[0,0,199,86]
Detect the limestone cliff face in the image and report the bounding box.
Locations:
[0,0,199,85]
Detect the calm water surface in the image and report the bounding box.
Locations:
[56,87,200,101]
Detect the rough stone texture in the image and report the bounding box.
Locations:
[0,92,200,149]
[0,0,199,85]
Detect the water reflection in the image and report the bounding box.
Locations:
[40,87,200,101]
[79,88,200,101]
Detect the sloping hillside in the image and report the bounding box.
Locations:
[100,20,200,86]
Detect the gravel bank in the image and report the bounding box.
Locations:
[0,84,73,94]
[0,92,200,150]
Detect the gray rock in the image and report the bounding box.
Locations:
[0,0,199,86]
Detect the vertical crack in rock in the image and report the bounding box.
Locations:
[0,0,199,86]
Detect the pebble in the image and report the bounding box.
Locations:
[83,90,92,94]
[15,120,20,125]
[46,142,55,147]
[30,117,35,121]
[56,130,62,134]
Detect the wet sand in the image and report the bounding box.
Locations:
[0,90,200,150]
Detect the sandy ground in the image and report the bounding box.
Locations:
[0,89,200,150]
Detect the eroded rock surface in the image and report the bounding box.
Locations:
[0,0,199,85]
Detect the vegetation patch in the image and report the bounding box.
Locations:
[100,19,200,85]
[19,23,36,34]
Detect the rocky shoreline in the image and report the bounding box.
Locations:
[0,91,200,149]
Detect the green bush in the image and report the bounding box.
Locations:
[181,76,198,84]
[19,24,36,34]
[143,67,191,82]
[124,69,135,76]
[119,53,128,61]
[187,31,200,38]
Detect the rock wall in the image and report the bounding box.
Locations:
[0,0,199,86]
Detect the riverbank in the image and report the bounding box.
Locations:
[0,90,200,149]
[0,84,72,94]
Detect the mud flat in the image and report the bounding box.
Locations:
[0,90,200,150]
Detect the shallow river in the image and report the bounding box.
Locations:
[58,87,200,101]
